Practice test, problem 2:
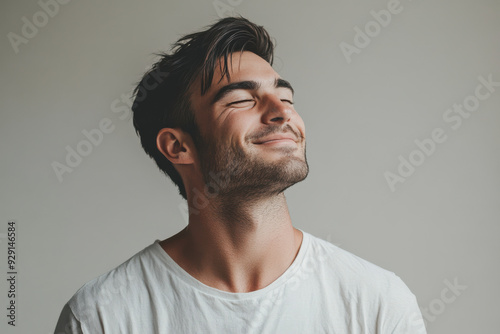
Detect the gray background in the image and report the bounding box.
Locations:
[1,0,499,333]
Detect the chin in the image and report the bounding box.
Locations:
[263,156,309,188]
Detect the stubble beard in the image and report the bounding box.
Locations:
[197,133,309,201]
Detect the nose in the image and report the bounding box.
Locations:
[261,94,293,125]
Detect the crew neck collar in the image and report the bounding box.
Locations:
[151,228,310,301]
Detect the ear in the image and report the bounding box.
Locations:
[156,128,196,165]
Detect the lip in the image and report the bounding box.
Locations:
[254,134,297,145]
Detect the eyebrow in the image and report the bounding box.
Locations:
[211,78,294,105]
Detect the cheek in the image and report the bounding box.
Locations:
[221,114,256,144]
[293,114,306,138]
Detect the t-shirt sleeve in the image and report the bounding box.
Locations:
[390,292,427,334]
[54,302,84,334]
[382,275,427,334]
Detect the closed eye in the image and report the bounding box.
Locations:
[226,99,293,106]
[227,99,254,106]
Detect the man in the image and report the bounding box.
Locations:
[55,16,426,333]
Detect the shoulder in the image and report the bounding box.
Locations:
[304,232,426,332]
[64,242,157,323]
[305,233,395,277]
[303,233,419,307]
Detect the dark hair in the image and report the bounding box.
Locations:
[131,16,275,200]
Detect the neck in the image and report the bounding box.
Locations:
[161,192,303,293]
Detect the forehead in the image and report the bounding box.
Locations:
[192,51,279,101]
[215,51,277,84]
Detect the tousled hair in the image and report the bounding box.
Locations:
[131,16,275,200]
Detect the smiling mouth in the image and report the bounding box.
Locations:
[255,138,297,145]
[253,132,298,145]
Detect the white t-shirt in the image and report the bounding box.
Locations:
[54,229,427,333]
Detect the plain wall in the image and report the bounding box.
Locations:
[1,0,499,333]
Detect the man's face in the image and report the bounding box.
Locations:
[189,51,308,198]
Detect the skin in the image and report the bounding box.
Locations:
[156,51,308,293]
